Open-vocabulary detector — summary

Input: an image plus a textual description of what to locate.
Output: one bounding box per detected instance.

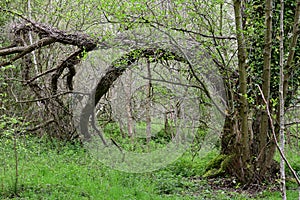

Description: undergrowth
[0,134,299,199]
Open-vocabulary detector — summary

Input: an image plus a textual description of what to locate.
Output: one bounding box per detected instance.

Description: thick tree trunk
[212,0,279,184]
[219,113,279,183]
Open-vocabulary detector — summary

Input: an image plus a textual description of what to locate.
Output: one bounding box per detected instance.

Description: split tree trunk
[218,0,278,184]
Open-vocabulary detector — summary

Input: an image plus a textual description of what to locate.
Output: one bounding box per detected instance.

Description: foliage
[245,0,300,106]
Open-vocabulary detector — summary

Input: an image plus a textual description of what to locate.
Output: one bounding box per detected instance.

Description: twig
[257,84,300,186]
[26,66,60,84]
[289,133,300,140]
[17,91,73,103]
[285,120,300,127]
[26,119,55,132]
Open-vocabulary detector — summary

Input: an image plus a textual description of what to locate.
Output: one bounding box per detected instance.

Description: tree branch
[26,119,55,132]
[17,91,73,103]
[79,47,199,141]
[0,37,56,67]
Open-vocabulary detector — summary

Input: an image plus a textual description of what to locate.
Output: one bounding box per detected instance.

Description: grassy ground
[0,135,299,199]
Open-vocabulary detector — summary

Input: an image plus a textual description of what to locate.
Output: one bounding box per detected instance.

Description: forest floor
[1,136,299,200]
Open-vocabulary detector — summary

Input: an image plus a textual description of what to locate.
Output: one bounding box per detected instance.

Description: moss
[205,154,227,171]
[203,168,224,178]
[203,154,234,178]
[220,155,234,171]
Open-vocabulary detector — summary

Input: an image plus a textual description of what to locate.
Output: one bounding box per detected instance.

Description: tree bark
[124,70,134,139]
[279,0,287,198]
[257,0,273,177]
[233,0,250,182]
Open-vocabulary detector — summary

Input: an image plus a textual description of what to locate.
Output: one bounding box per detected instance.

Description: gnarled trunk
[218,110,279,184]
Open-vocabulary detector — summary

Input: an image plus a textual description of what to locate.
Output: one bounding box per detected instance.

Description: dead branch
[0,37,55,57]
[0,37,56,67]
[51,50,83,94]
[26,119,55,132]
[26,66,60,84]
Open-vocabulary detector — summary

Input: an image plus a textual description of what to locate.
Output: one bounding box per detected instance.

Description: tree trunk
[124,70,134,139]
[230,0,250,183]
[146,60,152,144]
[279,0,287,198]
[214,0,279,184]
[257,0,273,177]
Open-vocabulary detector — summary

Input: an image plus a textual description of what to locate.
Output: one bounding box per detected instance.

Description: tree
[279,0,286,198]
[217,0,300,184]
[1,0,300,185]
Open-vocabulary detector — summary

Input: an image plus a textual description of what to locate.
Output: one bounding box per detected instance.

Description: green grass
[1,137,162,199]
[1,135,299,199]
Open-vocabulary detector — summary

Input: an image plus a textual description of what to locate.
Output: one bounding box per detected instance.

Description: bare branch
[26,66,60,84]
[103,10,236,40]
[0,37,56,67]
[26,119,55,132]
[148,20,236,40]
[51,50,83,94]
[17,91,73,103]
[285,120,300,127]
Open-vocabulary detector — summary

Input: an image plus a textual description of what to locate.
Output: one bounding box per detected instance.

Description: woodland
[1,0,300,199]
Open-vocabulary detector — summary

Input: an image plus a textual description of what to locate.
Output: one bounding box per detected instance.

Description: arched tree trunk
[79,48,194,141]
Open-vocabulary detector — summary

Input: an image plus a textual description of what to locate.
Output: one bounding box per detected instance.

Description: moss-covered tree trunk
[217,0,300,184]
[220,114,279,183]
[216,0,278,184]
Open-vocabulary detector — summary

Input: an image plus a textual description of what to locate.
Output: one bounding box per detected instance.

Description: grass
[0,135,299,199]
